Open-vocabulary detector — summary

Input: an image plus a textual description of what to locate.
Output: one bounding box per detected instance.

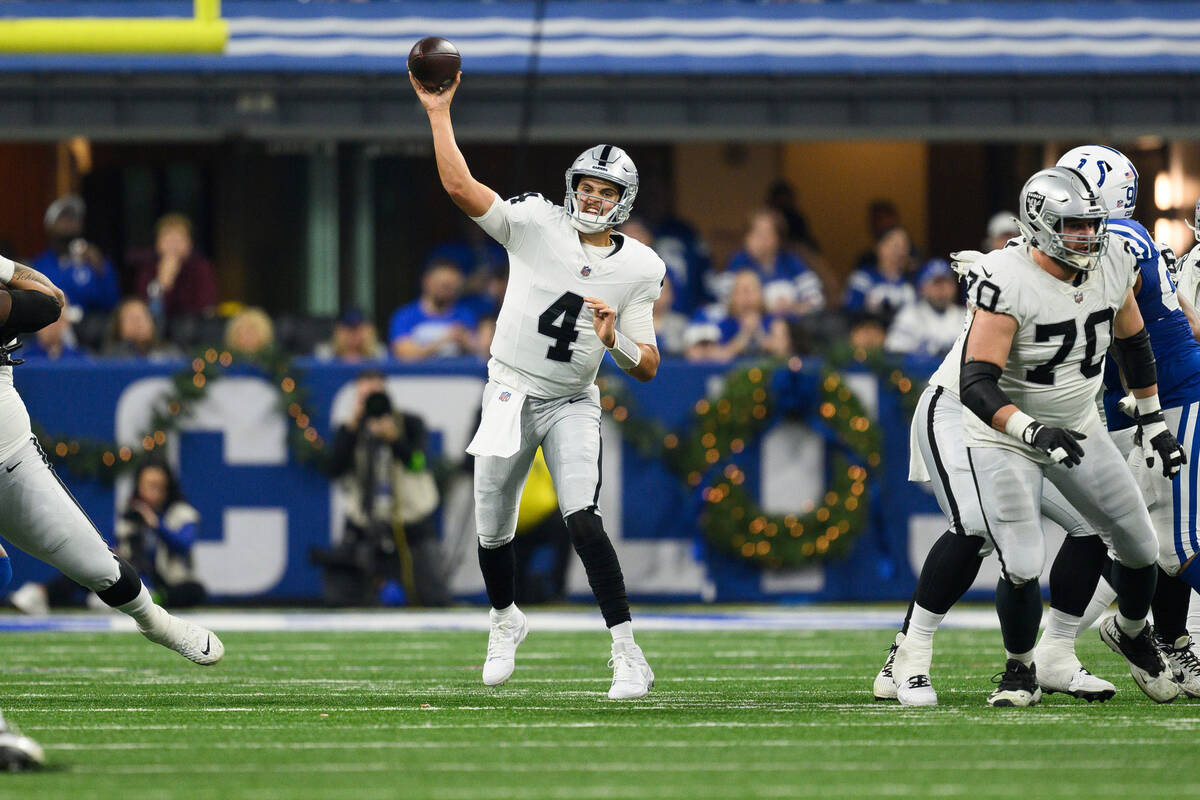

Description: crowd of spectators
[9,185,1002,367]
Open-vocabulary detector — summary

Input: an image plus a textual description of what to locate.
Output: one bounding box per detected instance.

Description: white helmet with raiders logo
[1056,145,1138,219]
[564,145,638,233]
[1018,166,1109,270]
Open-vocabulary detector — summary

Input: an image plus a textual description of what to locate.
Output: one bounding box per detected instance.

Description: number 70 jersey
[961,236,1138,459]
[472,193,665,399]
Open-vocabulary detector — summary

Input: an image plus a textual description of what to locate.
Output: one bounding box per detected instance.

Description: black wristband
[0,288,61,340]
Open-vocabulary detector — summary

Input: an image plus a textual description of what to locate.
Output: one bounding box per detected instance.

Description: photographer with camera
[318,369,451,607]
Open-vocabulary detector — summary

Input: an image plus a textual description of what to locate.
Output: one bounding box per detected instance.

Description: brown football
[408,37,461,93]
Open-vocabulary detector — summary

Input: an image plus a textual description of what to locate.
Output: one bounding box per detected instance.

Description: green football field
[3,623,1199,800]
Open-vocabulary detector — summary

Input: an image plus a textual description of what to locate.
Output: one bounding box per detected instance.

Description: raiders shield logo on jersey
[1025,190,1045,220]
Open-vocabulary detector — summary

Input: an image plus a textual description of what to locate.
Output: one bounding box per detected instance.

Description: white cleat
[608,640,654,700]
[9,582,49,616]
[892,635,938,706]
[1033,641,1115,702]
[141,614,225,666]
[1154,632,1200,698]
[872,631,902,701]
[1099,616,1180,704]
[482,606,527,686]
[0,713,44,772]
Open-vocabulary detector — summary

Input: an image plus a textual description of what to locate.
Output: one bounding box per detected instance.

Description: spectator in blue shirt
[722,209,824,318]
[30,195,120,314]
[649,215,714,315]
[683,269,790,363]
[842,225,918,324]
[389,260,479,361]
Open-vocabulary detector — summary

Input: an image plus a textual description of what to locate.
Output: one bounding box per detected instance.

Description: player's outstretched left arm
[587,296,659,382]
[409,72,496,218]
[1112,289,1187,478]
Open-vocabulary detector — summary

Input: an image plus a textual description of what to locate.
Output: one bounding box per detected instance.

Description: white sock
[1006,649,1035,667]
[610,621,634,644]
[116,585,168,636]
[1116,612,1147,638]
[905,604,944,648]
[1077,578,1118,636]
[1189,592,1200,641]
[1040,608,1082,646]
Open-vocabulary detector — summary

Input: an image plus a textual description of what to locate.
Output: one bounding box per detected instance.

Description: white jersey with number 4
[961,236,1137,460]
[472,193,664,399]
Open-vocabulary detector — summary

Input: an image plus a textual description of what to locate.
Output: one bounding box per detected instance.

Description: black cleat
[987,659,1042,707]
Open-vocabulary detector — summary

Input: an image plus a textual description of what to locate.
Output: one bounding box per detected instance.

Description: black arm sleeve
[1111,328,1157,390]
[959,360,1014,424]
[0,288,62,340]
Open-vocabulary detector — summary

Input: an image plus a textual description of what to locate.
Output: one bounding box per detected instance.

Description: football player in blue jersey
[1053,146,1200,696]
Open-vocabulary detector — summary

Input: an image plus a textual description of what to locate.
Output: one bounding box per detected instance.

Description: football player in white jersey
[960,166,1183,706]
[0,256,224,771]
[411,72,663,699]
[1176,197,1200,314]
[876,308,1118,706]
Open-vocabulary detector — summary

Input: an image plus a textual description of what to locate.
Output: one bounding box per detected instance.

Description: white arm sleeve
[617,293,657,348]
[0,256,14,284]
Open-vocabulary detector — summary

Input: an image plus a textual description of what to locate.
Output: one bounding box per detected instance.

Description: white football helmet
[564,145,638,233]
[1056,145,1138,219]
[1018,166,1109,270]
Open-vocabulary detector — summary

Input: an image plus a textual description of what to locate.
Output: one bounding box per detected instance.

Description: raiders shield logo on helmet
[1025,190,1046,220]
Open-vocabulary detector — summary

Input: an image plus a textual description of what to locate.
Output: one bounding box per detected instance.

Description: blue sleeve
[159,521,197,554]
[842,274,868,311]
[388,305,418,342]
[0,556,10,591]
[91,260,120,312]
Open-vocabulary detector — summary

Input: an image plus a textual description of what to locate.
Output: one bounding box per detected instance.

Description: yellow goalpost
[0,0,227,54]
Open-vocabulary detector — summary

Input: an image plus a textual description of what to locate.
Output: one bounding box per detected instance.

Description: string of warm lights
[34,346,328,481]
[598,350,921,568]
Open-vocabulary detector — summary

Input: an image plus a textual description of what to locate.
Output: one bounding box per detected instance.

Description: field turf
[2,624,1199,799]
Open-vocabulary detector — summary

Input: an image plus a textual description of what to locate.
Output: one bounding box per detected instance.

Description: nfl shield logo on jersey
[580,265,592,277]
[499,391,511,402]
[1074,291,1084,303]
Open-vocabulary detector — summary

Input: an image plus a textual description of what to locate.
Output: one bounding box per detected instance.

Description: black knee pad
[565,509,605,547]
[95,555,143,608]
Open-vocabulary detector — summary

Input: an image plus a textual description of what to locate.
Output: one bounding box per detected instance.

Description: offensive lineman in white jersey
[960,166,1183,706]
[0,256,224,771]
[412,72,662,699]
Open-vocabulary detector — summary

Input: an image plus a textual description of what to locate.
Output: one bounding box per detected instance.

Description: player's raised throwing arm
[960,308,1088,467]
[409,72,496,218]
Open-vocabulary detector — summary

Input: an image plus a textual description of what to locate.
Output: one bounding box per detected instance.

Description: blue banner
[6,357,942,603]
[2,1,1200,74]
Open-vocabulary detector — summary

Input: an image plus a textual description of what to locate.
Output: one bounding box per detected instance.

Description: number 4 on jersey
[539,292,585,362]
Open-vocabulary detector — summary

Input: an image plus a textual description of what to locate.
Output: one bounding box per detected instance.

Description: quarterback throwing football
[411,71,663,699]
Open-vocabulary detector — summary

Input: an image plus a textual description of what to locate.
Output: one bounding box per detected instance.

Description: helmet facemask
[566,174,632,233]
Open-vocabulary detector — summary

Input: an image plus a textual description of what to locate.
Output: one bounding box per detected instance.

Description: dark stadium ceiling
[1,73,1199,143]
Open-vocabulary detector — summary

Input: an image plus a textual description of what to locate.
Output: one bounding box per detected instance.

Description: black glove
[1139,410,1187,478]
[0,340,23,367]
[1020,421,1087,468]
